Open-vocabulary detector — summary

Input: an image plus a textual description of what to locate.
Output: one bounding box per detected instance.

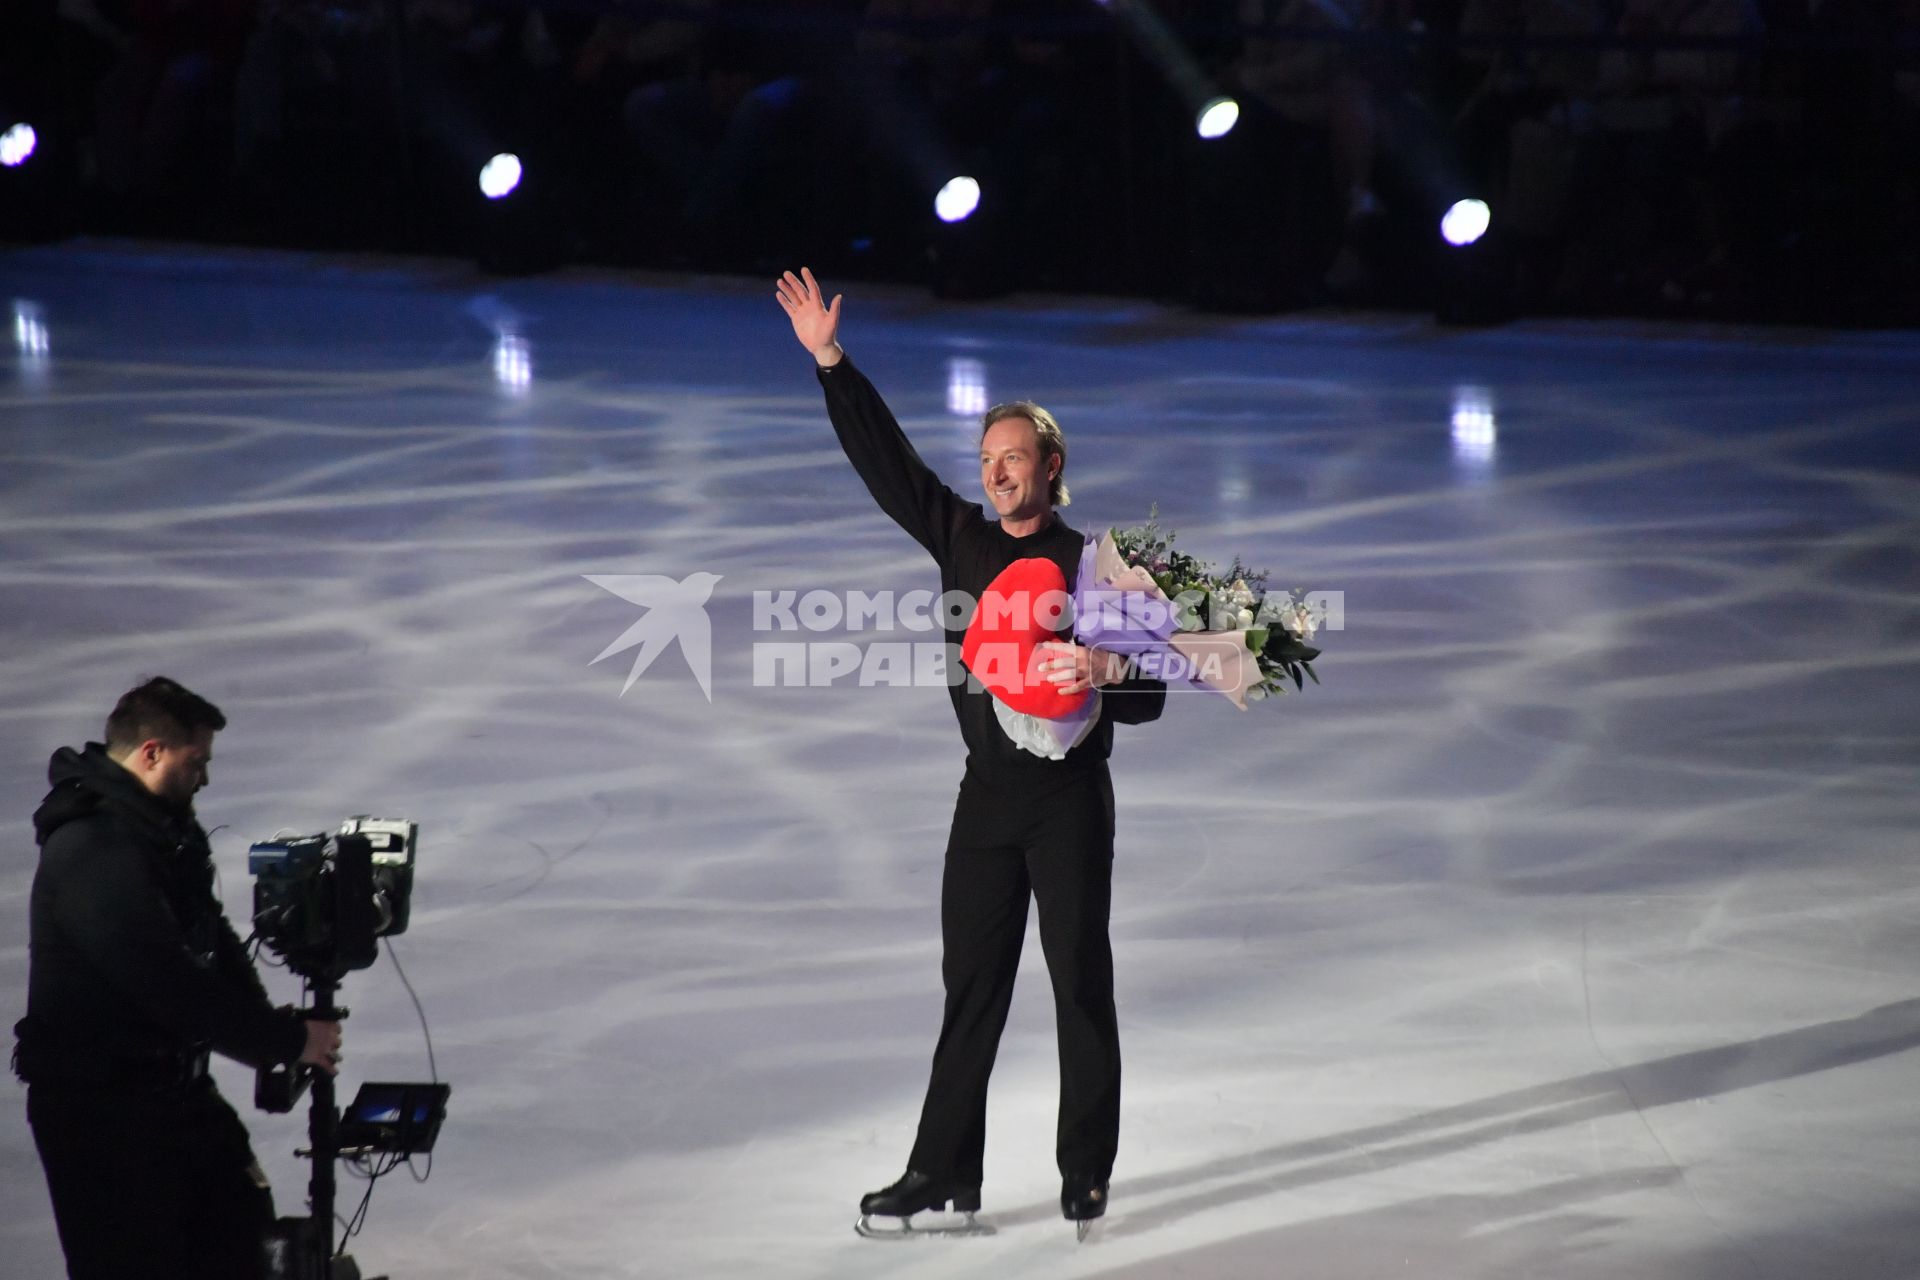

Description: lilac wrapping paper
[1070,534,1261,709]
[1070,536,1179,655]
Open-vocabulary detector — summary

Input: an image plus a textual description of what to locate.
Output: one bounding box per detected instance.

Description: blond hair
[980,401,1070,507]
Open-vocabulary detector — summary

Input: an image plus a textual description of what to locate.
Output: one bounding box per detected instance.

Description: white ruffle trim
[992,690,1102,760]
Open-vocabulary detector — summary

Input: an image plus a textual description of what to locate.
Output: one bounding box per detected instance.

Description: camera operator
[12,676,343,1280]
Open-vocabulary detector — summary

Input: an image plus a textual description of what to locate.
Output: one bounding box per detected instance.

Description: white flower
[1235,607,1255,630]
[1229,578,1257,607]
[1279,600,1317,640]
[1247,684,1269,702]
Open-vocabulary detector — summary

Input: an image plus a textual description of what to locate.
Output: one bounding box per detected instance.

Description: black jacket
[15,743,305,1086]
[818,356,1165,789]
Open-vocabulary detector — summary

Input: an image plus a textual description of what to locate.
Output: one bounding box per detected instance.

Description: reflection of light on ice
[492,334,532,396]
[1451,385,1496,469]
[2,245,1915,1280]
[14,302,50,357]
[946,357,988,417]
[13,300,50,380]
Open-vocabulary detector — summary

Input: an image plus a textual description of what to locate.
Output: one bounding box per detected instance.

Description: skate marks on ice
[1077,999,1920,1243]
[1080,1170,1920,1280]
[1078,1167,1685,1280]
[3,249,1919,1280]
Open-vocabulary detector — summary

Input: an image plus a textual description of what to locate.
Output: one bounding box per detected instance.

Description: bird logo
[585,572,723,701]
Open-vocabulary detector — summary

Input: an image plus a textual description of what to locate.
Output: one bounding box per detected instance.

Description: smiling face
[981,416,1059,530]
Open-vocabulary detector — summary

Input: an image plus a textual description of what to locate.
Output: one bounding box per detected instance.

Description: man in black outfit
[776,267,1165,1231]
[14,676,344,1280]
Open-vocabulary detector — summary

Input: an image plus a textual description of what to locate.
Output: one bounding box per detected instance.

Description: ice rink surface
[1,242,1916,1279]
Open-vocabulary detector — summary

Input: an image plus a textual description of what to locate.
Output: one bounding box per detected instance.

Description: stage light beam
[1099,1,1236,145]
[1441,199,1491,247]
[479,154,523,200]
[1,123,37,168]
[935,176,981,224]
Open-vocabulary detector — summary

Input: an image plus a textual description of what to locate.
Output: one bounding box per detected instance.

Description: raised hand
[775,267,844,367]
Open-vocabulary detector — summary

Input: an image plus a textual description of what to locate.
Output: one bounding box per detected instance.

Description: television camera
[249,817,447,1280]
[250,816,417,981]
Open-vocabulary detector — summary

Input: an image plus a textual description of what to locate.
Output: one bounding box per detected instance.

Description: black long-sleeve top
[17,743,306,1084]
[818,355,1164,790]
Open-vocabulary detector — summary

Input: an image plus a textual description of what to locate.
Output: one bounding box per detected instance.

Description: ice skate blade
[1076,1218,1098,1243]
[855,1210,995,1240]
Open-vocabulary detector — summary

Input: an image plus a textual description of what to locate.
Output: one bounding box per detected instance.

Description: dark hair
[104,677,227,756]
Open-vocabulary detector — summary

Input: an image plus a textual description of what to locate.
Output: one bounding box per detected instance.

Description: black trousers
[908,768,1120,1186]
[27,1078,273,1280]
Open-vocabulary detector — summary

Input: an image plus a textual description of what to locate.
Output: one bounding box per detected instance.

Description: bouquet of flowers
[969,510,1325,758]
[1076,509,1322,707]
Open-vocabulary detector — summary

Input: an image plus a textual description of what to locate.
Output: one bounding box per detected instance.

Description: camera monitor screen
[339,1082,451,1155]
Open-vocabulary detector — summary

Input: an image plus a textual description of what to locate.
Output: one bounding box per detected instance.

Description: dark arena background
[3,3,1919,1279]
[3,1,1918,320]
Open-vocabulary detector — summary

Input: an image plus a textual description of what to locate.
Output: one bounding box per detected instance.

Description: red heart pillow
[961,558,1091,720]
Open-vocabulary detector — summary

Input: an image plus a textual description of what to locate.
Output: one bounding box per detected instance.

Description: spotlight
[1099,2,1238,145]
[0,123,36,169]
[1440,199,1491,248]
[1195,97,1239,140]
[1434,201,1511,325]
[934,176,980,224]
[0,120,72,244]
[475,150,567,274]
[930,176,1007,299]
[478,153,522,201]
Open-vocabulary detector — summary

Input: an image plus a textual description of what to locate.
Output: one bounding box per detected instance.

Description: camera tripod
[265,972,386,1280]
